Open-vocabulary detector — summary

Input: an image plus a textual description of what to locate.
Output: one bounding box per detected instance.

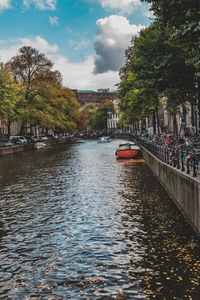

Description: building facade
[73,89,117,107]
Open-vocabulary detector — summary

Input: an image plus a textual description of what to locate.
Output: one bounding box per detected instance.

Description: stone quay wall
[140,146,200,237]
[0,138,72,157]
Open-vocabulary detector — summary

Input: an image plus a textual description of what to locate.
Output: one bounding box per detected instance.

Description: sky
[0,0,152,91]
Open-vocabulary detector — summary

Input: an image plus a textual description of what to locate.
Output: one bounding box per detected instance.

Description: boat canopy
[118,142,140,151]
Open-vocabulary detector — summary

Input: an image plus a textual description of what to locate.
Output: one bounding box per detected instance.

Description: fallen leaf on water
[93,291,100,296]
[178,276,183,281]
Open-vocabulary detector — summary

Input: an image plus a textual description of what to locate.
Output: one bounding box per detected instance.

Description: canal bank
[137,143,200,237]
[0,137,75,157]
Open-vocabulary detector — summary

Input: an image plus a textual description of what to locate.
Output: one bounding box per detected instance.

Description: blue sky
[0,0,152,90]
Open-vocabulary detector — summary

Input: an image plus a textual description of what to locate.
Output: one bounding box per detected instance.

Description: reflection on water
[0,139,200,299]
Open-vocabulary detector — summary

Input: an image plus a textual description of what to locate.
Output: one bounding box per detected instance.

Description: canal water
[0,139,200,299]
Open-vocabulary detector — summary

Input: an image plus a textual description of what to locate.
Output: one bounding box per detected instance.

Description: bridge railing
[132,135,200,178]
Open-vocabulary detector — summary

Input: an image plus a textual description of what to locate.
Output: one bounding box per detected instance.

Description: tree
[26,85,80,134]
[118,73,148,127]
[55,88,80,132]
[8,46,56,134]
[142,0,199,84]
[142,0,200,128]
[1,48,80,135]
[143,0,199,43]
[118,25,164,134]
[118,21,196,134]
[94,100,114,132]
[0,66,24,135]
[80,103,97,132]
[8,46,54,100]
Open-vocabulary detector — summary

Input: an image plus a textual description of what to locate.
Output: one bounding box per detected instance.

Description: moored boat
[34,142,47,150]
[98,136,111,143]
[115,142,140,159]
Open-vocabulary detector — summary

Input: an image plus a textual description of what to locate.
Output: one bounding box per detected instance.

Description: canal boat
[97,136,111,143]
[34,142,47,150]
[115,142,141,159]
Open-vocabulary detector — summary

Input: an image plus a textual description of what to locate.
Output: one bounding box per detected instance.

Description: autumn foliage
[0,46,80,135]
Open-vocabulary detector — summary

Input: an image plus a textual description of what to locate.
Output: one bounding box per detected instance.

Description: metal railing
[132,135,200,178]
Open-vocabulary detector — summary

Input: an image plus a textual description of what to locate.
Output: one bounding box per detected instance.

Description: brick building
[73,89,117,107]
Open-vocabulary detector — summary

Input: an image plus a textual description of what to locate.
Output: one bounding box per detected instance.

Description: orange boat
[115,142,141,159]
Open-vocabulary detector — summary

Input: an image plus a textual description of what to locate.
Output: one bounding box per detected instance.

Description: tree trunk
[173,114,178,137]
[153,110,156,135]
[3,120,11,137]
[197,76,200,133]
[137,120,139,133]
[7,119,11,137]
[156,108,160,135]
[19,121,25,135]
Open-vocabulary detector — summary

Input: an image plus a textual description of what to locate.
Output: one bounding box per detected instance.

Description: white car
[40,136,48,141]
[10,136,27,144]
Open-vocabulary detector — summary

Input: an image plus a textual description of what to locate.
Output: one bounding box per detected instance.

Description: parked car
[24,136,32,143]
[49,134,59,139]
[9,136,27,144]
[0,139,13,147]
[10,137,22,144]
[40,136,48,141]
[31,135,41,142]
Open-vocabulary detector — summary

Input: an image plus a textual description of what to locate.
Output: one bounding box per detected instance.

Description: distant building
[73,89,117,107]
[107,99,120,133]
[97,88,110,93]
[107,112,120,133]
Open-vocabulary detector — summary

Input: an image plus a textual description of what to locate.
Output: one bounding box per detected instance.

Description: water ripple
[0,140,200,299]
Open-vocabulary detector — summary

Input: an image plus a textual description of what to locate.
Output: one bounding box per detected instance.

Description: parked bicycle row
[130,133,200,178]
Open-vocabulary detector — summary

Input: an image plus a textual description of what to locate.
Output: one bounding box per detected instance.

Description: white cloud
[0,36,58,62]
[0,43,22,62]
[68,39,89,51]
[0,36,119,90]
[85,0,141,14]
[19,36,58,52]
[49,16,58,26]
[23,0,57,10]
[100,0,141,14]
[94,15,144,74]
[0,0,11,11]
[144,7,154,19]
[50,54,119,90]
